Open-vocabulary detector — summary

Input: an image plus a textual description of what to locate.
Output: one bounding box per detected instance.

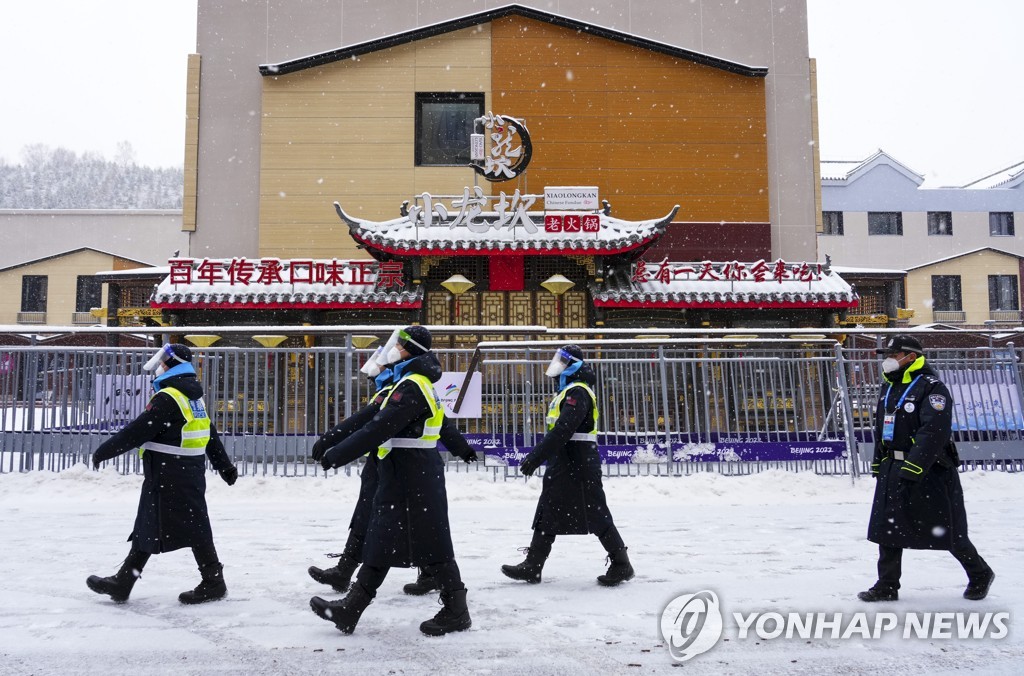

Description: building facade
[818,151,1024,327]
[142,3,851,335]
[189,1,819,263]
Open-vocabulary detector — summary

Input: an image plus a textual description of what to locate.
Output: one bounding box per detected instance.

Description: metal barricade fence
[1,339,1022,477]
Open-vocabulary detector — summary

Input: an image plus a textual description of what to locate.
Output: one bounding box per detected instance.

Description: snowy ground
[0,467,1020,675]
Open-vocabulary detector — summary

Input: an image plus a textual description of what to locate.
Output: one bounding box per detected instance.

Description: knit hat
[399,326,432,356]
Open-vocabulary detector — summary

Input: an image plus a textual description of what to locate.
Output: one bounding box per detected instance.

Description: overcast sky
[1,1,1021,187]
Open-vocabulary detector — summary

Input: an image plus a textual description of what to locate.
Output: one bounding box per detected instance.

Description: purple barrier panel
[673,440,846,462]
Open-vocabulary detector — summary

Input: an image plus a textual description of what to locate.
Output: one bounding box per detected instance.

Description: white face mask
[385,346,404,365]
[881,357,902,374]
[360,347,384,376]
[155,363,168,376]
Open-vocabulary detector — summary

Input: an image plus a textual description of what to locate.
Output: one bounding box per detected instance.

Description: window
[76,275,103,312]
[21,275,48,312]
[927,212,952,236]
[990,212,1015,236]
[931,275,962,312]
[821,211,844,235]
[868,212,903,235]
[415,92,485,166]
[988,275,1020,311]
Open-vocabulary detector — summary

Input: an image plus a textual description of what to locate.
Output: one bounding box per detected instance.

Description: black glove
[519,454,541,476]
[91,452,101,470]
[219,466,239,486]
[459,450,478,464]
[320,450,335,472]
[311,439,326,463]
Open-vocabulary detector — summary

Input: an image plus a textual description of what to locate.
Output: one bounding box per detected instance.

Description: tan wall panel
[261,116,414,145]
[414,67,491,91]
[260,169,415,196]
[261,143,411,170]
[261,195,413,224]
[262,91,413,117]
[264,66,416,93]
[183,53,201,232]
[413,26,490,66]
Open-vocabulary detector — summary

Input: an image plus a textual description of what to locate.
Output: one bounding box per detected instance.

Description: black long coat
[321,352,463,568]
[522,365,616,536]
[315,379,475,537]
[867,359,969,550]
[93,375,234,554]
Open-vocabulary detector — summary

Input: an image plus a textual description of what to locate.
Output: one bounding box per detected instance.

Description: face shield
[545,348,580,378]
[377,329,402,365]
[360,347,384,377]
[143,344,183,372]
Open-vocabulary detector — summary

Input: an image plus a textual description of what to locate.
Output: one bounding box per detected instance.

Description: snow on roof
[337,203,679,255]
[960,160,1024,189]
[905,247,1024,271]
[593,262,857,308]
[95,266,171,277]
[820,150,924,186]
[830,265,907,275]
[820,161,862,181]
[151,260,422,309]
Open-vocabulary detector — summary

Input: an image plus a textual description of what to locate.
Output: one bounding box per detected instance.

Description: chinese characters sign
[167,258,406,289]
[631,259,824,284]
[470,112,533,182]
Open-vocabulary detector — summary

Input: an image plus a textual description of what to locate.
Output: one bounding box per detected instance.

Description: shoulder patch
[928,394,947,411]
[389,391,403,403]
[565,396,577,406]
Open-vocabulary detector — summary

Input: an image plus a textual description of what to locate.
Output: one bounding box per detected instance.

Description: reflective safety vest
[377,373,443,458]
[140,386,211,457]
[370,383,396,458]
[546,381,599,442]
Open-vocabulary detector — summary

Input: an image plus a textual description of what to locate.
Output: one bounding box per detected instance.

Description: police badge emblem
[928,394,947,411]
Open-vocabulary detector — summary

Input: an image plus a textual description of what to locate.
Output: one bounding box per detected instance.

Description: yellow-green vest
[377,373,443,458]
[546,381,599,442]
[140,386,211,457]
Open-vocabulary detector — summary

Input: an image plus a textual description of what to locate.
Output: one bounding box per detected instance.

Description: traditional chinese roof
[150,259,421,310]
[335,202,679,257]
[593,261,858,309]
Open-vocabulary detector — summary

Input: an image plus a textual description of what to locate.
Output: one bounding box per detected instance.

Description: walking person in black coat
[859,335,995,602]
[310,326,473,636]
[307,340,477,596]
[87,343,238,604]
[502,345,634,587]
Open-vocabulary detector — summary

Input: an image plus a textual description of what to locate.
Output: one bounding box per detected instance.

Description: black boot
[420,588,472,636]
[964,570,995,601]
[597,548,635,587]
[86,549,150,603]
[501,532,553,584]
[179,562,227,604]
[403,568,439,596]
[309,553,359,592]
[857,583,899,602]
[310,583,374,634]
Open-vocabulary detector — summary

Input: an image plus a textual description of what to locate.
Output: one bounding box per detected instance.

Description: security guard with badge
[859,335,995,602]
[312,326,472,636]
[502,345,634,587]
[88,343,238,605]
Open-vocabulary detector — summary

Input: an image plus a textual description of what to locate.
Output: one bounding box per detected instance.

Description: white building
[818,151,1024,326]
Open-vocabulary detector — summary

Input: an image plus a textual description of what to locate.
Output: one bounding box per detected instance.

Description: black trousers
[877,541,992,588]
[356,560,464,595]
